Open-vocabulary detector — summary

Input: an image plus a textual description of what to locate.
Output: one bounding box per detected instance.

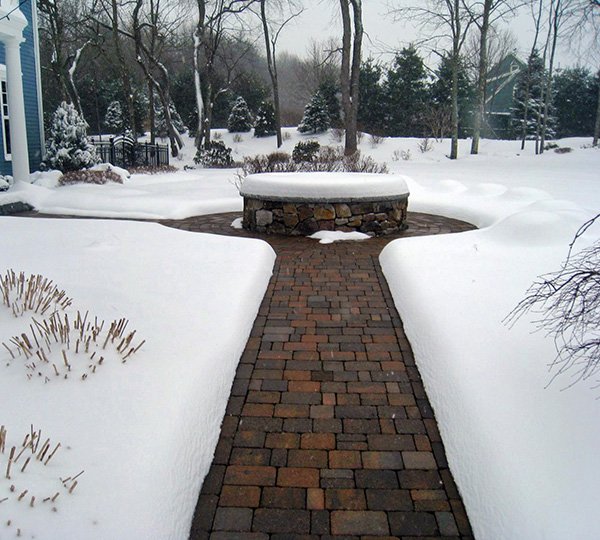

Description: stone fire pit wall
[240,172,410,237]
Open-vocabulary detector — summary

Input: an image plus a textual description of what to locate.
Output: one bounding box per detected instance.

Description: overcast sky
[275,0,594,70]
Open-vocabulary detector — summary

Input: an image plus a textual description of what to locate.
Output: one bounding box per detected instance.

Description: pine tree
[385,46,429,137]
[298,92,330,134]
[430,55,475,137]
[104,100,124,134]
[318,77,341,127]
[358,59,387,135]
[510,51,556,140]
[553,67,597,138]
[254,101,277,137]
[155,101,187,137]
[42,101,100,173]
[227,96,253,133]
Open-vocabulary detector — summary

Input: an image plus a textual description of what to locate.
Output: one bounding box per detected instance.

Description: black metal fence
[90,136,170,169]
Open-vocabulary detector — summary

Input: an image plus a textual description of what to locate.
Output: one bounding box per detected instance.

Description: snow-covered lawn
[1,128,599,539]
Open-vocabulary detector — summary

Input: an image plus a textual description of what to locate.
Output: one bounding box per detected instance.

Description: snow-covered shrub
[232,133,243,143]
[330,128,344,143]
[194,141,234,168]
[370,134,384,147]
[298,92,330,134]
[418,138,434,153]
[342,150,389,173]
[241,152,296,176]
[42,102,100,173]
[292,140,320,163]
[58,169,123,186]
[0,175,11,191]
[254,101,277,137]
[104,100,124,133]
[554,147,573,154]
[228,96,253,133]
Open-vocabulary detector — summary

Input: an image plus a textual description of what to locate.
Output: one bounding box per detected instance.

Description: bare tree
[257,0,303,148]
[388,0,475,159]
[339,0,363,156]
[507,214,600,390]
[131,0,186,155]
[38,0,92,116]
[193,0,258,148]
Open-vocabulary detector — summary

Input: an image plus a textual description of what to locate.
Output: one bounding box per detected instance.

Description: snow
[380,181,599,539]
[0,218,275,539]
[309,230,371,244]
[240,172,409,201]
[1,128,600,539]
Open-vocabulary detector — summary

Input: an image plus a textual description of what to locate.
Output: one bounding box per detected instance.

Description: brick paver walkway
[160,212,476,540]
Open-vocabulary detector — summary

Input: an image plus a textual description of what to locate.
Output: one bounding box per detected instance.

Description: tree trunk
[540,0,561,154]
[594,71,600,147]
[471,0,492,155]
[148,79,155,144]
[111,0,137,138]
[260,0,282,148]
[449,0,461,160]
[340,0,362,156]
[194,9,206,148]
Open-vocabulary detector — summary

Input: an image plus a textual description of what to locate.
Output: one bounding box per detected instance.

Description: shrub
[42,102,100,173]
[298,92,330,134]
[232,133,243,143]
[554,147,572,154]
[370,134,384,147]
[127,165,178,175]
[254,101,277,137]
[418,138,434,153]
[58,169,124,186]
[330,128,344,143]
[228,96,253,133]
[194,141,234,168]
[240,152,297,177]
[292,140,320,163]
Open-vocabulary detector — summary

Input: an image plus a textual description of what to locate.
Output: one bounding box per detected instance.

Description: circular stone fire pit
[240,172,410,236]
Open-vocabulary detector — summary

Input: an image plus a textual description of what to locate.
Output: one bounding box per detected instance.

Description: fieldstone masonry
[243,196,409,236]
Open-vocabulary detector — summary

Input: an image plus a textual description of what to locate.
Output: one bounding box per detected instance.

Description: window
[0,67,10,161]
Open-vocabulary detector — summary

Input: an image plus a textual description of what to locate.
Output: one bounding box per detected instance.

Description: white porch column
[4,36,29,182]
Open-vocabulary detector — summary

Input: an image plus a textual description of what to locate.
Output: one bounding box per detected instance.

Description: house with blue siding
[0,0,44,182]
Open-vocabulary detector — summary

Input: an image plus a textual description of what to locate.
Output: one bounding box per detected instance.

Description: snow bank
[380,181,599,540]
[309,230,371,244]
[0,217,275,539]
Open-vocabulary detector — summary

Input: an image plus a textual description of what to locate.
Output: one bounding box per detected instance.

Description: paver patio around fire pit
[240,172,410,237]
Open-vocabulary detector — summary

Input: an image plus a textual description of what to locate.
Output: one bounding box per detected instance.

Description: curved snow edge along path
[0,217,276,540]
[380,179,599,540]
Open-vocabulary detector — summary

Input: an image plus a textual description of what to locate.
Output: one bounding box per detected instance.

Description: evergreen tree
[430,55,475,137]
[318,77,341,127]
[228,96,253,132]
[298,91,330,134]
[42,102,100,172]
[553,67,597,138]
[358,59,387,135]
[254,101,277,137]
[385,46,429,137]
[155,101,187,137]
[510,51,556,140]
[104,100,124,134]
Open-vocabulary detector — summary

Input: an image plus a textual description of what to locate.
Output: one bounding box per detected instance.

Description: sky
[276,0,596,70]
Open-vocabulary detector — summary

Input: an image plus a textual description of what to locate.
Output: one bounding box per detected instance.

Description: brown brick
[310,405,334,419]
[224,465,276,486]
[325,488,367,510]
[366,489,413,511]
[261,487,305,508]
[265,433,300,449]
[330,510,390,535]
[402,451,437,469]
[252,508,311,534]
[388,511,438,536]
[329,450,361,469]
[288,449,328,468]
[234,431,267,448]
[277,467,320,488]
[307,488,325,510]
[230,448,271,466]
[322,393,336,406]
[362,451,403,469]
[301,433,336,450]
[219,485,261,507]
[274,404,309,418]
[288,380,320,392]
[398,470,443,490]
[247,391,281,404]
[283,370,311,381]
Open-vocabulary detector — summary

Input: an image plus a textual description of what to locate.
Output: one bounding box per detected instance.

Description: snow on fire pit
[240,172,410,236]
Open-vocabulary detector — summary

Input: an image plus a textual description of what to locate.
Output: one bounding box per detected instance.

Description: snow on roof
[240,172,410,202]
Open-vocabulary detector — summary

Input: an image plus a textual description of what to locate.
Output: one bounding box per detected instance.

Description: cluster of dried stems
[1,270,145,383]
[0,270,72,318]
[507,215,600,389]
[0,424,84,526]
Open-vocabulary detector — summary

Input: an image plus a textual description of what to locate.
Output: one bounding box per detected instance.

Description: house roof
[486,54,526,114]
